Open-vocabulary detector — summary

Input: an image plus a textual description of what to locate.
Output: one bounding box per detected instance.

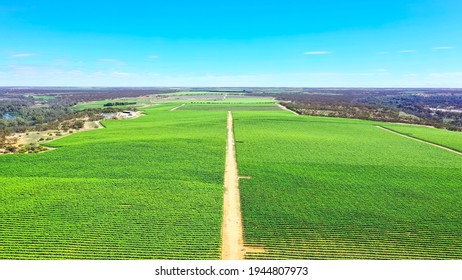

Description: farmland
[233,110,462,259]
[1,94,461,259]
[0,103,226,259]
[72,97,154,110]
[162,91,245,96]
[380,124,462,152]
[182,97,277,111]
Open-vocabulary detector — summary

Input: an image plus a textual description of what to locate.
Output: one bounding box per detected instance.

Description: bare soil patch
[244,245,267,253]
[277,103,299,115]
[2,120,104,154]
[2,111,141,154]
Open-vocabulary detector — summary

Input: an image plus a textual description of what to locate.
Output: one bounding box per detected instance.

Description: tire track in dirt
[221,111,245,260]
[376,125,462,155]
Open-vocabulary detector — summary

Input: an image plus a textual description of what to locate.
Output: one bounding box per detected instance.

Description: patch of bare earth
[3,120,104,153]
[2,111,142,154]
[277,103,299,115]
[376,126,462,155]
[83,120,104,130]
[244,245,266,254]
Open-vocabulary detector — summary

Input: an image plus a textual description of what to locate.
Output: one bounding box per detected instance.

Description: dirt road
[221,111,245,260]
[170,103,186,111]
[277,103,299,115]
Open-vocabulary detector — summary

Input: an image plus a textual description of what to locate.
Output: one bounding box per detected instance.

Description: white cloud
[399,50,416,53]
[375,69,388,72]
[8,65,36,72]
[67,70,84,75]
[304,51,331,55]
[112,72,133,77]
[403,73,420,78]
[423,72,462,86]
[12,53,34,57]
[148,55,159,59]
[428,72,462,78]
[432,46,455,50]
[91,72,106,77]
[97,58,125,65]
[52,58,69,65]
[375,69,390,76]
[2,67,462,87]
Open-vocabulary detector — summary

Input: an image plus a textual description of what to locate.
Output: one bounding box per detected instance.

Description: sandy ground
[85,120,104,129]
[9,120,104,148]
[3,111,141,153]
[124,111,144,119]
[221,111,245,260]
[170,104,186,111]
[277,103,299,115]
[376,126,462,155]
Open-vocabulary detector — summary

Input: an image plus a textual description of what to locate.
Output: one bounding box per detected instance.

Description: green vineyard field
[1,97,461,259]
[381,124,462,152]
[0,104,226,259]
[233,110,462,259]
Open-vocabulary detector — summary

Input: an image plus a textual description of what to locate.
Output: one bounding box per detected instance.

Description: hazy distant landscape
[2,87,462,152]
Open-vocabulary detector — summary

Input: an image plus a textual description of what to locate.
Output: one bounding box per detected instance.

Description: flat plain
[381,124,462,152]
[1,96,461,259]
[234,110,462,259]
[0,103,226,259]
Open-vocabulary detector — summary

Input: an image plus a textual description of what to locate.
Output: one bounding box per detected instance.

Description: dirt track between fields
[376,125,462,156]
[170,103,186,111]
[221,111,245,260]
[277,103,299,115]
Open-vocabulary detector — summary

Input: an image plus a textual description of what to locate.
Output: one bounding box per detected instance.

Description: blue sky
[1,0,461,87]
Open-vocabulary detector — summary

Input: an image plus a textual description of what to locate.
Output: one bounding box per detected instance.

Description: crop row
[380,124,462,152]
[234,110,462,259]
[0,107,227,259]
